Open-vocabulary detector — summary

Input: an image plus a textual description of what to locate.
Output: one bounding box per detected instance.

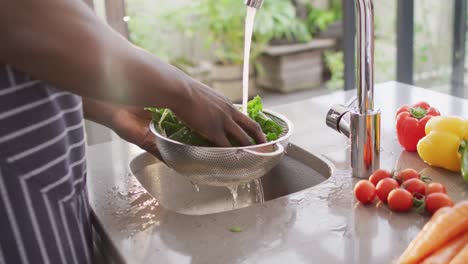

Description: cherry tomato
[354,180,376,205]
[387,189,413,212]
[427,183,447,195]
[394,168,420,183]
[376,178,399,203]
[369,169,392,186]
[425,193,454,214]
[402,178,427,196]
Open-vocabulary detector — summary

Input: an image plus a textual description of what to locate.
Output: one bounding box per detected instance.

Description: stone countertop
[87,82,468,264]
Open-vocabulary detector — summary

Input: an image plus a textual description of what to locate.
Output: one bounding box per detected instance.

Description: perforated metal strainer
[149,109,293,187]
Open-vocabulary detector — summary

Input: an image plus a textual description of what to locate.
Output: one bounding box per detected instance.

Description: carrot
[449,243,468,264]
[397,201,468,264]
[397,207,451,264]
[421,231,468,264]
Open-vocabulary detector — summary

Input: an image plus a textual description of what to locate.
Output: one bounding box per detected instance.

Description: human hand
[171,80,267,147]
[83,98,161,159]
[109,106,162,159]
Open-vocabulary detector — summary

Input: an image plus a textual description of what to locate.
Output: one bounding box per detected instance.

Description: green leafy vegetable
[266,132,279,141]
[147,96,283,146]
[145,107,211,146]
[248,96,283,141]
[247,95,263,119]
[229,227,242,233]
[144,107,163,121]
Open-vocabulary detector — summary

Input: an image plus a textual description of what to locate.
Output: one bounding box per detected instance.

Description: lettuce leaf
[247,95,263,119]
[247,96,283,141]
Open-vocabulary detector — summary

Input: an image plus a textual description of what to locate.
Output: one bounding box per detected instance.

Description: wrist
[126,48,196,111]
[82,97,117,128]
[164,69,196,113]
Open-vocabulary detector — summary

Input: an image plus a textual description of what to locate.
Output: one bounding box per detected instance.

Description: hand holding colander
[149,109,293,187]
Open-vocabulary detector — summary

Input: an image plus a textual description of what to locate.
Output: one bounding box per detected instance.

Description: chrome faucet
[244,0,263,9]
[326,0,381,178]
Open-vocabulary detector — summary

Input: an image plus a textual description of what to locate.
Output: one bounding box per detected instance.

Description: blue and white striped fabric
[0,64,91,264]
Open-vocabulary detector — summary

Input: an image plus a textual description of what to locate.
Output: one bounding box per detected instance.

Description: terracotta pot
[257,38,336,93]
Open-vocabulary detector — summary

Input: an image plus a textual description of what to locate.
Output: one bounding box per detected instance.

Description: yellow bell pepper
[417,116,468,181]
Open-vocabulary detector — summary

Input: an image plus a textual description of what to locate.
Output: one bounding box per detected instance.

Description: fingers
[210,132,232,147]
[140,129,164,160]
[124,105,153,119]
[232,111,267,144]
[224,121,253,146]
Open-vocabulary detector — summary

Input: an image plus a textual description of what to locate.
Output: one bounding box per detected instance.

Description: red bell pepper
[396,102,440,152]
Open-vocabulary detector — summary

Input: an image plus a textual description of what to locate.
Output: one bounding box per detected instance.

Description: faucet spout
[244,0,263,9]
[356,0,375,114]
[325,0,381,179]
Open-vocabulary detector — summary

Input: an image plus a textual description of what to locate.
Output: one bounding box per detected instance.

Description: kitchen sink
[129,144,333,215]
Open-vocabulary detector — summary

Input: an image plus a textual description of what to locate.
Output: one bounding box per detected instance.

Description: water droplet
[118,191,128,197]
[111,186,119,191]
[188,181,200,192]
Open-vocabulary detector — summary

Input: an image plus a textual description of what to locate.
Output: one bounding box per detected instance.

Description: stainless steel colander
[149,109,293,187]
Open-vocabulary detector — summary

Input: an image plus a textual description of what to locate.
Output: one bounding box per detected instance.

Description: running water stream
[226,180,264,209]
[225,6,264,208]
[253,179,265,203]
[241,6,257,115]
[226,184,239,208]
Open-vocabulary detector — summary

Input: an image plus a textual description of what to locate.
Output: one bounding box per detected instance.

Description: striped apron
[0,65,91,264]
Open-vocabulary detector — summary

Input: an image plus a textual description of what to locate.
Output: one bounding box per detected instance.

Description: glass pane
[125,0,349,104]
[413,0,454,94]
[374,0,397,83]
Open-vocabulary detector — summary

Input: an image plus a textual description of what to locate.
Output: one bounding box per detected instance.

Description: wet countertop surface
[87,82,468,264]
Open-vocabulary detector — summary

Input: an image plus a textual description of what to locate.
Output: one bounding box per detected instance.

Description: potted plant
[165,0,268,102]
[308,0,343,46]
[126,3,172,62]
[255,0,337,93]
[323,51,344,90]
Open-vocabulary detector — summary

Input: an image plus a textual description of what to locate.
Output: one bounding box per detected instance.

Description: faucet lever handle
[326,104,351,138]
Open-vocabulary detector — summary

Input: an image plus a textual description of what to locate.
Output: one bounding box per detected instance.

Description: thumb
[139,130,164,161]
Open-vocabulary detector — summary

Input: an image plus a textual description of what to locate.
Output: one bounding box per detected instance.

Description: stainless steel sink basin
[129,144,333,215]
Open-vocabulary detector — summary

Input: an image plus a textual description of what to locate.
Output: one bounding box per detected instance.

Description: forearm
[0,0,190,110]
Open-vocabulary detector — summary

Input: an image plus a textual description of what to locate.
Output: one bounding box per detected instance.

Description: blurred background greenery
[96,0,466,100]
